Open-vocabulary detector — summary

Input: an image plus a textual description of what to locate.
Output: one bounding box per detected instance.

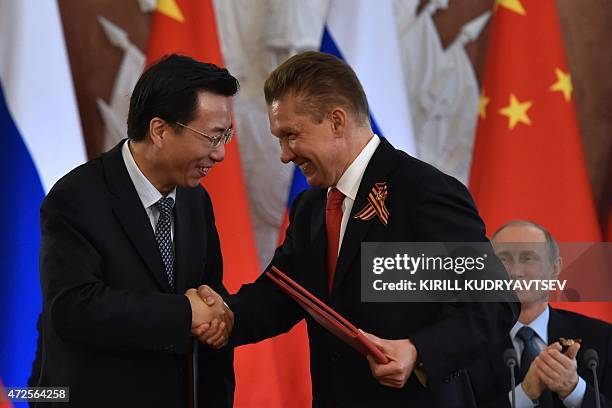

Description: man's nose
[210,143,226,162]
[279,140,295,164]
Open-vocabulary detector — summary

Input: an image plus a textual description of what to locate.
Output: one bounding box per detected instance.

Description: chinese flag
[469,0,611,321]
[147,0,309,406]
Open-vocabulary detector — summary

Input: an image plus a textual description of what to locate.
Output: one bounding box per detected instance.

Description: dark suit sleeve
[406,174,519,385]
[196,188,235,407]
[225,192,307,346]
[27,314,43,388]
[197,187,228,298]
[40,190,193,355]
[584,384,612,408]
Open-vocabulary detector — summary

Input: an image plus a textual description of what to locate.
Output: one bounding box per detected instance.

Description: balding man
[469,220,612,408]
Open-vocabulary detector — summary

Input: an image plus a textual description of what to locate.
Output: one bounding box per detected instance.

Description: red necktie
[326,188,345,293]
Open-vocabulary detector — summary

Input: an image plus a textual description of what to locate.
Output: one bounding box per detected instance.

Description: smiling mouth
[298,162,311,174]
[197,166,211,176]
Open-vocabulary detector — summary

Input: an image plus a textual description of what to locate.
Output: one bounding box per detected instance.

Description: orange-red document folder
[265,266,389,364]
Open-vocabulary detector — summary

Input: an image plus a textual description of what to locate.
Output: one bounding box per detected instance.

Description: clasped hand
[185,286,234,349]
[522,341,580,400]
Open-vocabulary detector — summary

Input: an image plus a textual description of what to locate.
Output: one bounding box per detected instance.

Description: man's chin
[517,292,547,304]
[303,173,330,188]
[305,177,324,188]
[185,177,202,188]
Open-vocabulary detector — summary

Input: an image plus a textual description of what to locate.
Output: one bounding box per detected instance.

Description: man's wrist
[558,375,578,399]
[521,380,541,401]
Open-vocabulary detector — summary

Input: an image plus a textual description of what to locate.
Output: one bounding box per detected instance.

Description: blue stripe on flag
[320,26,384,138]
[287,166,310,207]
[0,82,44,387]
[285,24,389,208]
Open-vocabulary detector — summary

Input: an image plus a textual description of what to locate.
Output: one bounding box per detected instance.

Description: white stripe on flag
[325,0,416,155]
[0,0,86,193]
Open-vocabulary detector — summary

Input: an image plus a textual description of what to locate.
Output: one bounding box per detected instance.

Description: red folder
[265,266,389,364]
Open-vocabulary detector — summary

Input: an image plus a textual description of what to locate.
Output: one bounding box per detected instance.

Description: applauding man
[469,220,612,407]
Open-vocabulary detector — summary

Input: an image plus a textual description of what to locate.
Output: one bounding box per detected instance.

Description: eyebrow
[275,126,299,137]
[210,123,233,133]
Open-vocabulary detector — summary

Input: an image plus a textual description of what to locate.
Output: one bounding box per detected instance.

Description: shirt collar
[510,305,549,344]
[331,134,381,200]
[121,140,176,209]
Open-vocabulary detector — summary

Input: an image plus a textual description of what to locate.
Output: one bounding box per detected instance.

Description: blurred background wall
[57,0,611,256]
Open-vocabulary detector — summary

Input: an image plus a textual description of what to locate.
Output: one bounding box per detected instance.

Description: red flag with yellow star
[469,0,610,320]
[147,1,310,407]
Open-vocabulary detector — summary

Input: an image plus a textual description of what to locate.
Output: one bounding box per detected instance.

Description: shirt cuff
[508,383,536,408]
[562,376,585,408]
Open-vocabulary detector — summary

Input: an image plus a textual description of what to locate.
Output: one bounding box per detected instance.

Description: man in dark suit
[468,220,612,407]
[36,54,235,407]
[196,51,518,407]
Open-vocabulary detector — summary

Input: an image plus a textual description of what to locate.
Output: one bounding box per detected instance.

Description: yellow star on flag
[549,68,573,102]
[499,94,533,130]
[479,91,490,119]
[156,0,185,22]
[495,0,526,15]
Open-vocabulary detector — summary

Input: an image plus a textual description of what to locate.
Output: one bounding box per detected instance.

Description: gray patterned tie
[154,197,175,290]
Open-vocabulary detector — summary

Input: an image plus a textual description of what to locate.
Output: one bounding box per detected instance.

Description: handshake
[185,286,233,349]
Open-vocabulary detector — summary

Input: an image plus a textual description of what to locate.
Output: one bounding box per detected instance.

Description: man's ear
[551,256,562,279]
[329,107,348,135]
[149,117,168,147]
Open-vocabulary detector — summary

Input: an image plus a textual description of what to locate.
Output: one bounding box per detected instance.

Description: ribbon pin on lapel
[353,182,390,226]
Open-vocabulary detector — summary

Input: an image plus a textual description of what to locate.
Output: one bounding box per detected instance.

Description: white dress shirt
[327,134,381,255]
[121,140,177,239]
[509,306,586,408]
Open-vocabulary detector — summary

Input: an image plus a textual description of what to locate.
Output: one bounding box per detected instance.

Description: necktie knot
[517,326,536,343]
[326,188,345,210]
[155,197,174,217]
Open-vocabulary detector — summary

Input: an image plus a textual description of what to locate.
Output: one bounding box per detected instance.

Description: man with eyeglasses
[174,121,234,150]
[34,54,236,407]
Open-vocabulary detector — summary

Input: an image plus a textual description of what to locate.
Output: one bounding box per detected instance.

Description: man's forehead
[493,225,547,244]
[268,98,307,134]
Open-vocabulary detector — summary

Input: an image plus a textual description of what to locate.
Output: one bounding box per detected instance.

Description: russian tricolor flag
[285,0,415,210]
[0,0,86,390]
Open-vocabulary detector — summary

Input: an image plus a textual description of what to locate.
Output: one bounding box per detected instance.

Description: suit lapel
[547,307,562,346]
[310,190,329,298]
[547,307,584,372]
[104,140,171,292]
[174,187,206,294]
[331,138,399,293]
